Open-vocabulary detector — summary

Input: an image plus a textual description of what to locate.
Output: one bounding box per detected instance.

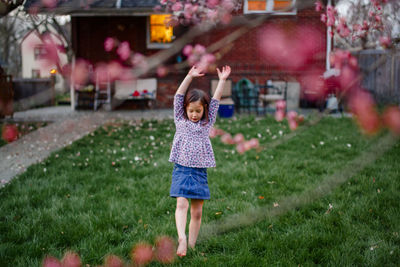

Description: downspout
[326,0,332,71]
[70,56,75,110]
[116,0,122,9]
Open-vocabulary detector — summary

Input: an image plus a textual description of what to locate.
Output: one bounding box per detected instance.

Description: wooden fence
[353,49,400,105]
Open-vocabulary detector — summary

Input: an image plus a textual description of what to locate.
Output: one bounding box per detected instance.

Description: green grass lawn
[0,116,399,266]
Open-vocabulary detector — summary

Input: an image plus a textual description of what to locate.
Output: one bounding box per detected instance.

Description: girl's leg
[188,199,204,249]
[175,197,189,256]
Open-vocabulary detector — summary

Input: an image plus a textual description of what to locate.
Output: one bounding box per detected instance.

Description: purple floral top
[169,94,220,168]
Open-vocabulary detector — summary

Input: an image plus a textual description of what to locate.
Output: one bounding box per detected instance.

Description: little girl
[169,65,231,257]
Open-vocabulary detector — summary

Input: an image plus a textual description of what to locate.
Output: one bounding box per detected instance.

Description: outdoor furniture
[257,80,287,113]
[233,78,260,114]
[114,78,157,109]
[94,72,112,111]
[210,79,234,118]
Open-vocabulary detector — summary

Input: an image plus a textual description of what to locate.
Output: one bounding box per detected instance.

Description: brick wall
[156,7,327,108]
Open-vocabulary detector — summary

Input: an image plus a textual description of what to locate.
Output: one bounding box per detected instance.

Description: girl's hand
[217,65,231,81]
[188,65,205,78]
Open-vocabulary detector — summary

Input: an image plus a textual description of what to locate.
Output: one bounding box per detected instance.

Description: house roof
[24,0,160,15]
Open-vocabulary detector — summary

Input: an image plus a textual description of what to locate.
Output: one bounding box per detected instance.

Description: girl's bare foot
[176,237,187,257]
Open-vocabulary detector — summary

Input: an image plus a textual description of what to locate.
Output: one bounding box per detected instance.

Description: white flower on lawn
[129,160,133,164]
[272,135,277,140]
[154,162,158,167]
[311,144,316,149]
[121,148,125,152]
[347,143,352,148]
[134,156,140,161]
[257,133,262,138]
[150,136,155,140]
[44,168,47,172]
[320,141,324,145]
[279,130,283,136]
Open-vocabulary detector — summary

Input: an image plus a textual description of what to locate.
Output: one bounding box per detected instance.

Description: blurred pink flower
[288,120,298,131]
[104,254,124,267]
[222,0,235,11]
[117,41,131,61]
[379,36,391,48]
[155,236,175,264]
[41,34,61,67]
[233,133,245,144]
[107,61,124,81]
[315,0,324,12]
[349,90,381,135]
[172,2,183,11]
[299,71,328,101]
[183,45,193,56]
[132,243,153,266]
[209,127,218,138]
[104,37,115,52]
[41,0,57,8]
[61,251,81,267]
[157,66,169,77]
[71,59,90,86]
[382,106,400,135]
[275,110,285,122]
[194,44,206,55]
[221,133,235,144]
[207,0,219,9]
[275,100,286,110]
[42,256,62,267]
[236,142,246,154]
[248,138,260,149]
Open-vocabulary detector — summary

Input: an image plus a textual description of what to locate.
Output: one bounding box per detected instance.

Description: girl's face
[186,100,204,123]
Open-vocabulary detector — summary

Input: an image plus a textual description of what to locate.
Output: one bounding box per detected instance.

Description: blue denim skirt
[170,164,210,200]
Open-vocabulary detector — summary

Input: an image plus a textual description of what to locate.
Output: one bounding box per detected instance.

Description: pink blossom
[338,65,359,94]
[41,34,61,67]
[61,251,81,267]
[275,110,285,122]
[104,37,115,52]
[71,59,90,86]
[221,0,235,11]
[132,243,153,266]
[207,9,219,21]
[233,133,245,144]
[207,0,219,9]
[155,236,175,264]
[183,45,193,56]
[275,100,286,110]
[348,90,381,135]
[220,13,233,24]
[157,66,168,77]
[104,255,124,267]
[287,111,298,121]
[379,36,391,48]
[41,0,57,8]
[288,120,298,131]
[193,44,206,55]
[248,138,260,149]
[236,142,246,154]
[107,61,124,81]
[221,133,235,144]
[382,106,400,135]
[160,0,168,5]
[209,127,218,138]
[42,256,62,267]
[315,0,324,12]
[131,53,148,71]
[299,71,328,101]
[171,2,183,11]
[320,13,327,23]
[117,41,131,61]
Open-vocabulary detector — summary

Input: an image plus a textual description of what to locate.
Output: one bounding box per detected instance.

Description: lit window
[244,0,296,14]
[147,14,174,49]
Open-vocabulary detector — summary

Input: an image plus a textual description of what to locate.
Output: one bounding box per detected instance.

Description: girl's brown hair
[183,89,210,123]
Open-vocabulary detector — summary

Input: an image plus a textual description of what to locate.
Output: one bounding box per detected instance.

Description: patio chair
[232,78,259,114]
[258,80,287,113]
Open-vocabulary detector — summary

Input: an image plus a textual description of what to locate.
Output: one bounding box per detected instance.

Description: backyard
[0,115,399,266]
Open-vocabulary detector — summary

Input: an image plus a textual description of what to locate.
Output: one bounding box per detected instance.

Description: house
[20,23,68,92]
[23,0,332,110]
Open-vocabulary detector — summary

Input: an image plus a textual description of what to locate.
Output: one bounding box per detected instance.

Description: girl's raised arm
[212,66,231,101]
[176,66,205,95]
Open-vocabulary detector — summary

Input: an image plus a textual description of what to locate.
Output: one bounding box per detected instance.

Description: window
[32,69,41,78]
[147,14,175,49]
[34,45,47,60]
[244,0,296,14]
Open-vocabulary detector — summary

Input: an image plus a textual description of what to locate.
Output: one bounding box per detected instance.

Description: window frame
[243,0,297,15]
[146,14,175,49]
